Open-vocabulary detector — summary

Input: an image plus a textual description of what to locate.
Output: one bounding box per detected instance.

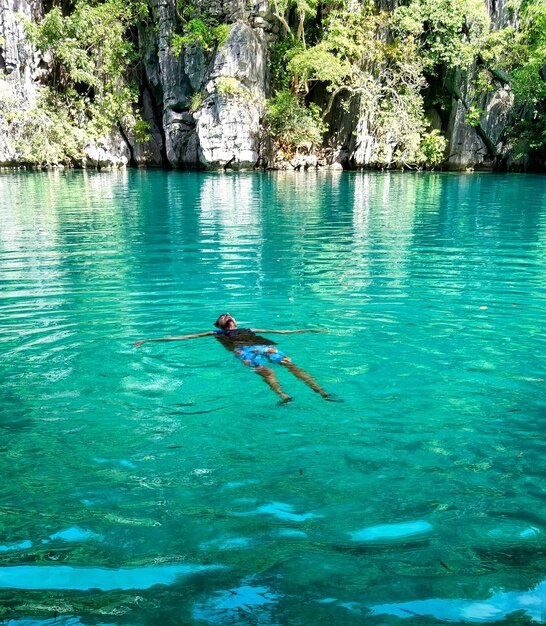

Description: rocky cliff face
[0,0,273,169]
[327,0,521,171]
[0,0,42,164]
[0,0,530,170]
[444,68,514,170]
[139,0,272,170]
[443,0,517,170]
[0,0,133,167]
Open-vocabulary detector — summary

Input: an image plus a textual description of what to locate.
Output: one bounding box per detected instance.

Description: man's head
[214,313,237,330]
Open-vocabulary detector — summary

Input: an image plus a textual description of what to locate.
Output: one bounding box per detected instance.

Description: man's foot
[278,395,293,405]
[322,393,344,403]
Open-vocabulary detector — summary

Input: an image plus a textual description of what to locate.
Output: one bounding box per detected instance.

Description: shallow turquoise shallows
[1,170,545,625]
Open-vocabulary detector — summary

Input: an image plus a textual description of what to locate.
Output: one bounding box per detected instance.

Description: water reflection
[197,173,265,298]
[193,582,278,625]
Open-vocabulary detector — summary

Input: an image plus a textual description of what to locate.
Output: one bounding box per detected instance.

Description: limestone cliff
[0,0,537,170]
[443,67,514,171]
[0,0,42,165]
[442,0,518,170]
[326,0,523,171]
[0,0,132,167]
[139,0,272,170]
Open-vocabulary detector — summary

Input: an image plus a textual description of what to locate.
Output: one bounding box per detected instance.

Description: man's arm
[251,329,327,335]
[134,331,214,347]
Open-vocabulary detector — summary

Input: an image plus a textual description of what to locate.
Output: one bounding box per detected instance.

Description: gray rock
[0,0,42,82]
[290,154,318,169]
[184,45,208,92]
[0,0,532,171]
[195,89,261,169]
[328,95,390,168]
[82,133,132,169]
[193,22,266,169]
[0,0,43,163]
[164,109,200,167]
[211,22,266,93]
[124,89,164,167]
[0,0,145,168]
[146,15,268,169]
[444,0,517,169]
[445,70,514,171]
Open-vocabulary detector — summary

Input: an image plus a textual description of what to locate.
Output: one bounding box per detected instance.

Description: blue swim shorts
[234,345,291,368]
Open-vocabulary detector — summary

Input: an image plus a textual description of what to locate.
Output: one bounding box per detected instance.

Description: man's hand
[134,340,146,348]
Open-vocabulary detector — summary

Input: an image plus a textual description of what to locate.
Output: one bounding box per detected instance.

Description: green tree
[265,90,327,157]
[283,4,437,165]
[23,0,147,164]
[471,0,546,159]
[270,0,324,45]
[172,0,231,56]
[392,0,489,71]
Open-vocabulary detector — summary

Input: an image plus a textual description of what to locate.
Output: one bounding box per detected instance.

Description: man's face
[218,313,237,330]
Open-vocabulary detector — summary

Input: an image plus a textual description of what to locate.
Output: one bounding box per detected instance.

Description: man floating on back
[135,313,340,404]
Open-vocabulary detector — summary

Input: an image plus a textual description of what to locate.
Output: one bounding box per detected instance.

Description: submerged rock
[349,520,433,542]
[0,563,225,591]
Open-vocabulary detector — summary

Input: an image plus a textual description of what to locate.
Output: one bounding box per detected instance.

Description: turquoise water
[0,169,545,624]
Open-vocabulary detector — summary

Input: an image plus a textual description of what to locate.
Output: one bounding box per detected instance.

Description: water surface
[0,170,545,624]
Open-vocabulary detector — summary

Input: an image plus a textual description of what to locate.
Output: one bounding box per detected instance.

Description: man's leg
[281,360,331,399]
[255,366,292,403]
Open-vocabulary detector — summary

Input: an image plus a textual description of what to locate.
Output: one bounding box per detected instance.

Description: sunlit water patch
[0,170,545,624]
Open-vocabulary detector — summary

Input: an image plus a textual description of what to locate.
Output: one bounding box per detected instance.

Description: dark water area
[0,170,545,624]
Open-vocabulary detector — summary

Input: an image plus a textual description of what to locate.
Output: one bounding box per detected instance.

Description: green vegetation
[172,1,231,55]
[417,130,449,167]
[189,91,204,113]
[269,37,299,91]
[485,0,546,160]
[392,0,489,70]
[0,88,83,165]
[215,77,250,99]
[465,105,485,127]
[17,0,148,165]
[133,120,152,143]
[267,2,437,165]
[266,0,546,167]
[3,0,546,168]
[265,90,327,156]
[172,20,230,55]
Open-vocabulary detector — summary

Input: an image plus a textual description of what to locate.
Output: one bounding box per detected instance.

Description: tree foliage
[504,1,546,156]
[172,0,231,55]
[0,86,83,165]
[9,0,546,167]
[468,0,546,158]
[21,0,147,164]
[272,3,436,166]
[267,0,546,167]
[392,0,489,70]
[265,90,327,156]
[172,19,230,55]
